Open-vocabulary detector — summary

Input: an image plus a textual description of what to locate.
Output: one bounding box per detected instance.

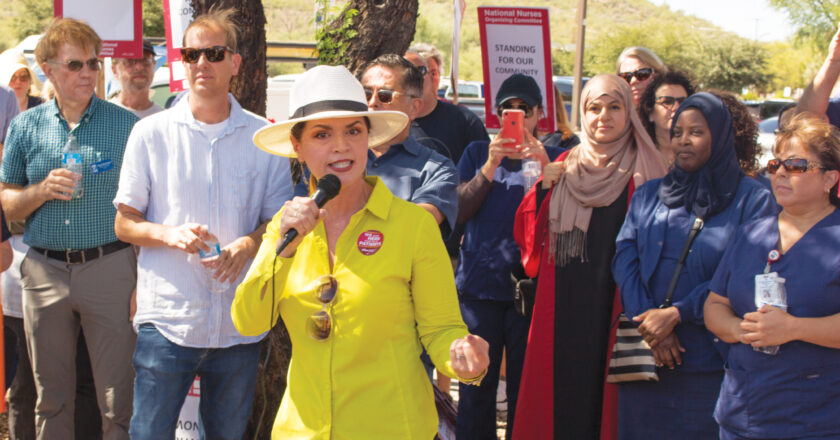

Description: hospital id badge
[754,272,787,311]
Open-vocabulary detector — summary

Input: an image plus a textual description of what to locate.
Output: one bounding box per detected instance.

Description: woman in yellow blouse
[231,65,490,439]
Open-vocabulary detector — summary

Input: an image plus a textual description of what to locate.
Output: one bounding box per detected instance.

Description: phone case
[500,109,525,149]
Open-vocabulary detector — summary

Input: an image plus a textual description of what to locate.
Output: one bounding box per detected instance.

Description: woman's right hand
[277,197,325,258]
[541,161,566,189]
[480,136,518,180]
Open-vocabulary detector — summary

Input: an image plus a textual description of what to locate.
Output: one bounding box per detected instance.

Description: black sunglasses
[416,65,429,76]
[307,275,338,340]
[180,46,231,64]
[619,67,654,83]
[49,58,102,72]
[498,102,534,118]
[655,95,686,108]
[363,87,416,104]
[766,158,825,174]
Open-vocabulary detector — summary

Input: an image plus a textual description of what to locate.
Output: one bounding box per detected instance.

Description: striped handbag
[607,217,704,384]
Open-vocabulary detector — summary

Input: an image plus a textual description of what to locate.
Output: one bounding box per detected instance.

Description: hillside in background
[0,0,820,94]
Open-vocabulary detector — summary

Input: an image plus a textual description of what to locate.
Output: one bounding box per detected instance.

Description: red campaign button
[357,230,384,256]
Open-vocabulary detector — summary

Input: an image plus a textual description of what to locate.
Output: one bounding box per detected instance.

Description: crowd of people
[0,7,839,440]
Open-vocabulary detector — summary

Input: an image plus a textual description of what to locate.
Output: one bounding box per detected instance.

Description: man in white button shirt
[113,9,292,439]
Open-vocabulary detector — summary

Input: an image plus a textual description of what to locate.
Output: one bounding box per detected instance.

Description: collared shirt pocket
[224,170,258,210]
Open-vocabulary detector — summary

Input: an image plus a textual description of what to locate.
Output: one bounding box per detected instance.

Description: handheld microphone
[275,174,341,255]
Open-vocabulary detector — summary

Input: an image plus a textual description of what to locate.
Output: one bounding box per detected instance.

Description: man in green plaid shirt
[0,18,138,440]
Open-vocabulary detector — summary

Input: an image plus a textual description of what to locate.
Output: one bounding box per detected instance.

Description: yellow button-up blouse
[232,176,468,439]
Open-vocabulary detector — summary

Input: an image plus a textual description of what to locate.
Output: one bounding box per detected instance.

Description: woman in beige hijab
[512,74,666,440]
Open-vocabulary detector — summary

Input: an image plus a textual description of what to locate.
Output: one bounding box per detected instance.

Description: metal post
[571,0,587,130]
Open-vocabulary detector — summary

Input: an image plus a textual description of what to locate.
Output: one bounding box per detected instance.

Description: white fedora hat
[253,65,408,157]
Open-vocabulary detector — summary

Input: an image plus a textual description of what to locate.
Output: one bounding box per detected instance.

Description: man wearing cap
[110,40,162,119]
[359,54,458,233]
[112,9,291,439]
[0,18,139,439]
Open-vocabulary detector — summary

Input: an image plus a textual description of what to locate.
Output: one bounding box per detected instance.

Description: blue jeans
[129,324,261,440]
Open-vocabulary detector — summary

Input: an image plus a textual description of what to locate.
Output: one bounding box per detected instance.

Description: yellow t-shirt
[232,176,468,439]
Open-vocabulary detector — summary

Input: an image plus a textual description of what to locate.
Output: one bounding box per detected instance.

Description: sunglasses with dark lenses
[655,95,687,108]
[498,103,534,118]
[766,158,824,174]
[307,275,338,340]
[180,46,231,64]
[363,88,415,104]
[120,57,155,68]
[49,58,102,72]
[416,65,429,76]
[619,67,654,83]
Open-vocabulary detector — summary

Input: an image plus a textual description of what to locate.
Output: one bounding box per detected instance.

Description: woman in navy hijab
[612,93,776,438]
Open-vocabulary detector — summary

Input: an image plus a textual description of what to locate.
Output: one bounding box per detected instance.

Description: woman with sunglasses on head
[453,73,564,439]
[612,93,776,439]
[616,47,667,108]
[513,74,667,439]
[231,65,489,439]
[638,70,694,164]
[704,113,840,440]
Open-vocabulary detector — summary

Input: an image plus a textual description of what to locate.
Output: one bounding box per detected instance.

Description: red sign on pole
[162,0,193,92]
[54,0,143,59]
[478,7,555,133]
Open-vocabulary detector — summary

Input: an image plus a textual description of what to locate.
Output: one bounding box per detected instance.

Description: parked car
[553,75,589,117]
[757,116,778,169]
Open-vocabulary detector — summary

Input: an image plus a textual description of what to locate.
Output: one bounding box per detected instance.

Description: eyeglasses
[119,57,154,68]
[179,46,231,64]
[415,65,429,76]
[655,95,686,108]
[766,158,825,174]
[363,87,416,104]
[48,58,102,72]
[307,275,338,340]
[498,102,534,118]
[619,67,654,83]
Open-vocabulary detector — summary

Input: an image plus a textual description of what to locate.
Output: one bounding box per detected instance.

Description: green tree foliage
[768,0,840,52]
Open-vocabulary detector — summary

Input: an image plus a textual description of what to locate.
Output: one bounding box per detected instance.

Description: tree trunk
[188,3,284,440]
[325,0,419,74]
[191,0,267,116]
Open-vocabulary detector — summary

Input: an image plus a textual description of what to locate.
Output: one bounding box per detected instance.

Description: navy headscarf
[658,92,743,219]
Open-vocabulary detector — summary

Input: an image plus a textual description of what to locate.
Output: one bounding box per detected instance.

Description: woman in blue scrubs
[612,93,776,438]
[705,113,840,440]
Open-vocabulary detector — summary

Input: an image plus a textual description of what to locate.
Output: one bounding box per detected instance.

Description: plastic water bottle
[61,134,83,199]
[522,157,542,190]
[198,236,227,294]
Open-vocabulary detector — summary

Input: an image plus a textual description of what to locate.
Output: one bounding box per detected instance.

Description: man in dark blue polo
[359,54,458,234]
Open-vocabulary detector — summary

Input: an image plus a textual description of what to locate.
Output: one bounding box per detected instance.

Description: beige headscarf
[548,74,667,266]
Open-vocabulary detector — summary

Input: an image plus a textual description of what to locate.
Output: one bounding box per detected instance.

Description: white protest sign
[478,7,555,132]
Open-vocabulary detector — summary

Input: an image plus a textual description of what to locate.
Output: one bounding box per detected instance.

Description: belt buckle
[65,249,85,265]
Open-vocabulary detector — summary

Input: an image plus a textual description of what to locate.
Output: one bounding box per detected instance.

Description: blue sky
[652,0,795,42]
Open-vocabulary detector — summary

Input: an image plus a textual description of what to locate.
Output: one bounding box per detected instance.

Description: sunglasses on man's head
[363,87,415,104]
[619,67,653,83]
[48,58,102,72]
[655,95,686,108]
[498,102,534,118]
[180,46,231,64]
[766,158,824,174]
